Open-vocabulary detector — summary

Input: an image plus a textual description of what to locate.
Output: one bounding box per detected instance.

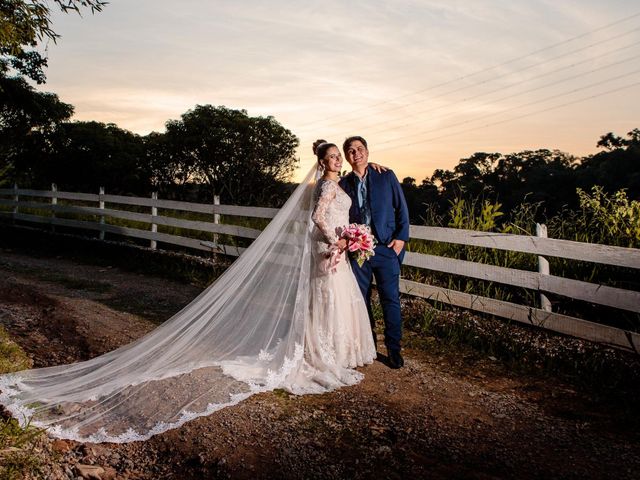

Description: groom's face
[345,140,369,169]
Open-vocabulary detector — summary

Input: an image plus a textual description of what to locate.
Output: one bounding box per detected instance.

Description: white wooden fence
[1,185,639,353]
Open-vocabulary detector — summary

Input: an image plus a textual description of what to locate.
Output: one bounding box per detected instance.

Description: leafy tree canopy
[150,105,299,205]
[0,0,106,83]
[26,120,147,194]
[411,129,639,224]
[0,73,73,186]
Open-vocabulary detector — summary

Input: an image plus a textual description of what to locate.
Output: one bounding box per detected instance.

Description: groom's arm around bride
[339,136,409,369]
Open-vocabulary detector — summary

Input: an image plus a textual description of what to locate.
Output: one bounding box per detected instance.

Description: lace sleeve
[312,180,339,244]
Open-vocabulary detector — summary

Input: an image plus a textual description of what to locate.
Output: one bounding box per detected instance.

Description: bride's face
[322,146,343,173]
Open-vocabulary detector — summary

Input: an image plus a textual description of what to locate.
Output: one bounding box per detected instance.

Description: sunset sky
[42,0,640,182]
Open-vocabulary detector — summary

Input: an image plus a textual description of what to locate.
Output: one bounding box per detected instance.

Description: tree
[596,132,626,152]
[1,0,106,83]
[145,131,199,193]
[39,121,148,194]
[151,105,299,205]
[0,73,73,186]
[596,129,640,151]
[579,129,640,200]
[416,148,580,222]
[1,1,106,185]
[8,120,148,193]
[490,149,578,215]
[401,176,439,223]
[449,152,502,198]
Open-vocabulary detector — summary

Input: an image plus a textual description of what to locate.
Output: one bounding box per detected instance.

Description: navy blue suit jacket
[339,167,410,260]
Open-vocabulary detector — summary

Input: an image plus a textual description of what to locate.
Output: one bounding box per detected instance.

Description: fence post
[12,183,18,222]
[51,183,57,232]
[150,192,158,250]
[213,194,220,248]
[536,223,552,312]
[99,187,105,240]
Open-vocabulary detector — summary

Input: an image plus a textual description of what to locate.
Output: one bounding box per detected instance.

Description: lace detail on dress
[301,177,376,394]
[311,179,351,246]
[0,344,306,443]
[265,343,305,389]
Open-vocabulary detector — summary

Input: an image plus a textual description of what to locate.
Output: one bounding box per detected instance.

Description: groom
[339,136,410,369]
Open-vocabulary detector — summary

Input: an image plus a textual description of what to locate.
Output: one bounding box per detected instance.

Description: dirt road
[0,246,638,479]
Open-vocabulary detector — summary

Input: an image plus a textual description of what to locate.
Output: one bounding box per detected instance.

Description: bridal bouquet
[338,223,376,267]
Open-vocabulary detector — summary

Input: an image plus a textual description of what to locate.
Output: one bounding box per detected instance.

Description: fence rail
[410,225,640,269]
[1,186,638,353]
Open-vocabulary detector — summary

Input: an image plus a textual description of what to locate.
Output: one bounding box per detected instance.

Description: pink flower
[337,224,376,267]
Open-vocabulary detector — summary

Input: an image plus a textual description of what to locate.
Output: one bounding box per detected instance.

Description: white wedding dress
[297,178,376,390]
[0,167,375,443]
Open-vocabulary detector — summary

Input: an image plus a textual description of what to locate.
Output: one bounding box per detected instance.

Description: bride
[0,140,378,443]
[304,139,376,386]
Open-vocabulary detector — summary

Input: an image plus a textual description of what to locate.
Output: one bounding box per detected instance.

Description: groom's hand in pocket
[387,239,405,256]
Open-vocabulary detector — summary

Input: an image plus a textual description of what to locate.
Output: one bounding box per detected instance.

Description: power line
[296,12,640,131]
[310,42,640,141]
[374,80,640,153]
[296,26,640,136]
[374,68,640,148]
[360,50,640,139]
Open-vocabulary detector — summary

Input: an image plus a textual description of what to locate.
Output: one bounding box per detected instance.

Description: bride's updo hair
[312,139,336,165]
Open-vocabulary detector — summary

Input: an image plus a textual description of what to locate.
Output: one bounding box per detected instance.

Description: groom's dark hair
[343,136,368,153]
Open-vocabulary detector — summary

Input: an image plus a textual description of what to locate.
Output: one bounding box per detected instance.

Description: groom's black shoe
[388,349,404,369]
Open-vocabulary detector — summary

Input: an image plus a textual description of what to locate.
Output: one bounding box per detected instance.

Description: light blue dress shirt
[355,171,371,226]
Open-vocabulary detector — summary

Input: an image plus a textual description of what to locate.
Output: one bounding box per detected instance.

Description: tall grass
[406,196,539,308]
[551,186,640,247]
[406,187,640,333]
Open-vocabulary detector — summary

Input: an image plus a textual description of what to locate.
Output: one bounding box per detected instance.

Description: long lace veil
[0,166,322,443]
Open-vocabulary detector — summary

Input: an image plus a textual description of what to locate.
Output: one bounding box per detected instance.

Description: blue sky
[43,0,640,181]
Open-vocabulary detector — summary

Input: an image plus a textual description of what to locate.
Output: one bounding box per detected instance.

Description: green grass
[0,417,46,480]
[0,330,44,480]
[0,327,32,374]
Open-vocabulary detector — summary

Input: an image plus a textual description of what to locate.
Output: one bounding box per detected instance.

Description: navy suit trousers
[350,244,402,352]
